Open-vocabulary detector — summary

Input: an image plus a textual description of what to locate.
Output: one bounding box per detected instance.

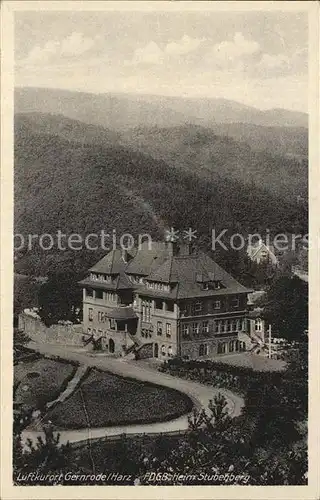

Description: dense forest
[14,114,308,277]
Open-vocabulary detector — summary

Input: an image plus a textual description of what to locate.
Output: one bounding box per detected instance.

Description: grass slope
[44,368,193,429]
[14,358,77,410]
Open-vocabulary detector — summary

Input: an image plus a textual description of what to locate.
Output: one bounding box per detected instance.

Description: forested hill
[120,125,308,203]
[15,87,308,128]
[16,113,308,204]
[15,117,307,275]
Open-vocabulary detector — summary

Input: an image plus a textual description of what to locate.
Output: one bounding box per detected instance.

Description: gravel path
[21,342,244,446]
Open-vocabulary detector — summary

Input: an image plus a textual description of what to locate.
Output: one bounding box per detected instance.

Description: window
[255,319,263,332]
[166,323,171,337]
[214,282,221,290]
[142,299,152,322]
[86,288,93,297]
[231,297,240,308]
[165,301,174,312]
[180,303,188,315]
[195,301,202,313]
[161,345,166,356]
[203,283,209,291]
[181,324,189,338]
[157,321,163,335]
[199,343,208,356]
[155,299,163,310]
[218,342,226,354]
[213,300,221,310]
[167,345,173,357]
[229,340,235,353]
[202,321,209,333]
[215,321,220,333]
[109,338,115,353]
[88,308,93,321]
[96,289,103,299]
[106,292,116,302]
[109,318,116,330]
[192,322,199,335]
[98,311,108,323]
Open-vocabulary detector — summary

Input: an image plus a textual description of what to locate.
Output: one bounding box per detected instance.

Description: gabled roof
[125,241,170,275]
[89,249,135,274]
[147,257,174,283]
[83,242,252,299]
[247,241,278,262]
[170,252,250,299]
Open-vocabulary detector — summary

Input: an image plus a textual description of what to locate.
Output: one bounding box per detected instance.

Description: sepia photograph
[1,1,319,498]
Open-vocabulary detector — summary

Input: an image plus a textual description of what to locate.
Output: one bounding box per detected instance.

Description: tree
[263,274,308,341]
[13,418,74,485]
[38,270,82,327]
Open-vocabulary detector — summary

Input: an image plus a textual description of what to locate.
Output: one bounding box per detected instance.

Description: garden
[159,356,287,396]
[14,356,77,411]
[44,368,193,429]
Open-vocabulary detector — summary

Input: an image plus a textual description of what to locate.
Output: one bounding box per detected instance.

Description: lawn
[45,368,193,429]
[216,353,286,371]
[14,357,77,410]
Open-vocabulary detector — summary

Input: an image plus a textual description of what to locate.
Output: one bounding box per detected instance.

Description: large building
[79,241,252,360]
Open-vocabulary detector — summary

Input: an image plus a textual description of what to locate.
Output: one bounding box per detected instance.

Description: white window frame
[213,300,221,310]
[88,308,93,321]
[195,301,202,312]
[182,324,189,337]
[202,321,209,333]
[166,323,171,337]
[232,297,240,308]
[192,322,199,335]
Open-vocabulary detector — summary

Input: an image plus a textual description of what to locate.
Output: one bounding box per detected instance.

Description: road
[21,341,244,445]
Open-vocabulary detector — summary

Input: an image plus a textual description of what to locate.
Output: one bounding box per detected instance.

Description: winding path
[21,342,244,446]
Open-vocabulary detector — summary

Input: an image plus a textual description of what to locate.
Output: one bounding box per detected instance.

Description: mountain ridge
[15,87,308,129]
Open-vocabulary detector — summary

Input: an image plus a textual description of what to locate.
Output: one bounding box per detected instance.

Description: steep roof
[125,241,171,275]
[170,252,250,299]
[89,248,135,274]
[83,242,252,298]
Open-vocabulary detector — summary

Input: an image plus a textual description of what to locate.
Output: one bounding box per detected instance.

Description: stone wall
[18,311,84,347]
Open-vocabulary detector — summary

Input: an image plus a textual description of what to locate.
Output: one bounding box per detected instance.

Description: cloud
[205,32,260,69]
[255,48,307,78]
[257,53,290,72]
[128,35,205,66]
[165,35,205,56]
[129,41,164,66]
[23,32,98,65]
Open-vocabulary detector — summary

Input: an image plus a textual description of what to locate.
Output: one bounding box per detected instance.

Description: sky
[14,10,308,111]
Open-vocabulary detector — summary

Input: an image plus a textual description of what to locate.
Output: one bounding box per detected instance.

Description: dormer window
[231,297,240,308]
[203,283,209,291]
[214,281,221,290]
[195,301,202,313]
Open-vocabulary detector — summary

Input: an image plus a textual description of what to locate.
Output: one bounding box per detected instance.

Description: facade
[247,239,278,266]
[79,241,252,360]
